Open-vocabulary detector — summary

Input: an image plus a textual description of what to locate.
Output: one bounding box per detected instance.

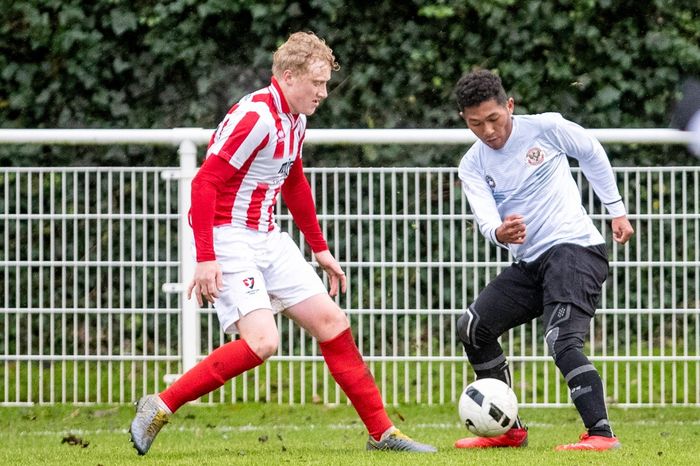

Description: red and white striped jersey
[205,77,306,232]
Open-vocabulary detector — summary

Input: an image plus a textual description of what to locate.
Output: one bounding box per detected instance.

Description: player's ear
[458,111,468,126]
[281,69,295,85]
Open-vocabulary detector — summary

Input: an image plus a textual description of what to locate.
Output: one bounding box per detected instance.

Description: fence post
[178,139,198,373]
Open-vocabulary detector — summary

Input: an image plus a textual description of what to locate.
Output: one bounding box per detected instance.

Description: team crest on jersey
[525,147,545,166]
[485,175,496,190]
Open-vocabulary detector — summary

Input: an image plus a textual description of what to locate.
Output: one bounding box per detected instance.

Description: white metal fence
[1,129,698,407]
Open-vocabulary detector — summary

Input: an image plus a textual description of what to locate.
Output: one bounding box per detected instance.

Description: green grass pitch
[1,403,698,465]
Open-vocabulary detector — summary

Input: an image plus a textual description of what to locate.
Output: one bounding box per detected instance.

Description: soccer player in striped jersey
[129,31,436,456]
[453,69,634,451]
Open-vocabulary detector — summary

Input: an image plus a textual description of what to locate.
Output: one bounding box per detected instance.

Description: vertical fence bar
[680,173,688,405]
[178,140,198,373]
[38,172,44,404]
[164,171,173,401]
[379,171,387,403]
[14,172,20,403]
[695,171,700,404]
[2,170,7,404]
[437,171,445,404]
[414,171,421,403]
[152,171,160,396]
[84,171,90,402]
[390,170,398,405]
[426,171,433,405]
[402,171,410,403]
[635,171,642,405]
[659,172,666,404]
[96,172,102,403]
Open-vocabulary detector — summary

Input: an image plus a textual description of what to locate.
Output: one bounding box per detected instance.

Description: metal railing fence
[0,129,698,407]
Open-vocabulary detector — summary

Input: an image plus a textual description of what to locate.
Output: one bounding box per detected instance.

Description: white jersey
[458,112,626,262]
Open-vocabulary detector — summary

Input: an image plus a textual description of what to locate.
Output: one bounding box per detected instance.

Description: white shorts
[207,226,327,334]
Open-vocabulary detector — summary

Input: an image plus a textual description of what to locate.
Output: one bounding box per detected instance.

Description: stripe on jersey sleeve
[209,111,270,168]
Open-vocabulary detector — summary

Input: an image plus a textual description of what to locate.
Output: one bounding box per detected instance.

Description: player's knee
[315,305,350,337]
[328,307,351,332]
[457,306,496,349]
[457,307,475,346]
[246,330,279,361]
[545,328,583,363]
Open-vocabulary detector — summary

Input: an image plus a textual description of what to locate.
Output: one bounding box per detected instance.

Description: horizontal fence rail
[0,127,697,146]
[0,129,699,408]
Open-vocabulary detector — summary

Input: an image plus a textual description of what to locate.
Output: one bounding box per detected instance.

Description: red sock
[319,327,392,441]
[160,338,263,412]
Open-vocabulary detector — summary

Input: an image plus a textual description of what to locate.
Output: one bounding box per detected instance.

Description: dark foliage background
[1,0,699,167]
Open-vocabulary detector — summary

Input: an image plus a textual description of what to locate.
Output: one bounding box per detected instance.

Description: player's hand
[186,260,223,306]
[611,215,634,244]
[495,214,527,244]
[314,249,347,298]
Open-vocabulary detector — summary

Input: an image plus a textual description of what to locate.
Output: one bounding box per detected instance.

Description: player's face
[460,98,514,150]
[282,60,332,116]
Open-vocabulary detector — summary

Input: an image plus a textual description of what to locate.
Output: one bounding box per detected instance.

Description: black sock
[556,349,613,438]
[469,350,524,430]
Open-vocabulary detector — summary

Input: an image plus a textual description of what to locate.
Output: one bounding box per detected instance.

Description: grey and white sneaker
[129,394,172,455]
[366,427,437,453]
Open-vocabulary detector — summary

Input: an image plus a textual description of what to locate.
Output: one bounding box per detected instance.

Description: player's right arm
[495,214,527,244]
[187,106,271,306]
[187,155,235,306]
[458,153,509,248]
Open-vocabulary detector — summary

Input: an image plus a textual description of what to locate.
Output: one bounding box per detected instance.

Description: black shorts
[470,243,609,337]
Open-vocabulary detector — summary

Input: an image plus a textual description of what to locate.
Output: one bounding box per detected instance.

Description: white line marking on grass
[16,419,700,437]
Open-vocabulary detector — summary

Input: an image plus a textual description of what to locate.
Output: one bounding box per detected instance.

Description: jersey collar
[270,77,293,115]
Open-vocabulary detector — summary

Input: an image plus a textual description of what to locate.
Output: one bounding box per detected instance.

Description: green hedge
[1,0,699,166]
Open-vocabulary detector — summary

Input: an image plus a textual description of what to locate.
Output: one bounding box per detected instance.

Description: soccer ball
[458,378,518,437]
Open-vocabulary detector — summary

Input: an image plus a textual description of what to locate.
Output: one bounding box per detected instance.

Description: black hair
[454,69,508,110]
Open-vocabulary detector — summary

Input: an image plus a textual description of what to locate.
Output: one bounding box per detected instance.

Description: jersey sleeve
[551,117,627,217]
[458,153,507,248]
[207,106,271,168]
[281,157,328,253]
[190,155,237,262]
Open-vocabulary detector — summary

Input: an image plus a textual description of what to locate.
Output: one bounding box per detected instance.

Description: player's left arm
[281,157,346,296]
[313,249,347,298]
[281,157,328,252]
[554,118,635,244]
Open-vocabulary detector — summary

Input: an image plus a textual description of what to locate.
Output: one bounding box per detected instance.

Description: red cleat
[454,427,528,449]
[555,433,621,451]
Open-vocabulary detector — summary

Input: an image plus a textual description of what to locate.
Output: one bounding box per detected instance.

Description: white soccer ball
[458,378,518,437]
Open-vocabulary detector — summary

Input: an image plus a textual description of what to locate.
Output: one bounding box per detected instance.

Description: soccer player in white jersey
[129,32,436,456]
[452,69,634,451]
